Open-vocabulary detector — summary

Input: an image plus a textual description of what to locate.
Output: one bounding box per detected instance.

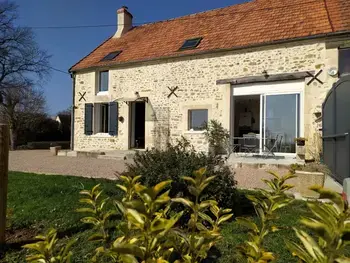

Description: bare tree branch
[0,81,46,149]
[0,1,51,91]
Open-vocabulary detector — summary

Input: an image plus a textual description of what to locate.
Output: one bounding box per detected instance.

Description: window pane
[189,109,208,130]
[179,38,202,50]
[99,71,109,92]
[264,94,297,153]
[339,48,350,76]
[99,104,109,133]
[100,51,122,61]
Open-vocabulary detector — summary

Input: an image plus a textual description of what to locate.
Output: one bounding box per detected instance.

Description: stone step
[103,150,137,160]
[57,149,138,160]
[97,155,125,160]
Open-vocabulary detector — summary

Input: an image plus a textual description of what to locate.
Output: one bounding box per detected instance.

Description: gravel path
[9,150,290,189]
[9,150,126,179]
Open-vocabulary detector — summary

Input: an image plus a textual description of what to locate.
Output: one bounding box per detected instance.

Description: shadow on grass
[0,222,93,258]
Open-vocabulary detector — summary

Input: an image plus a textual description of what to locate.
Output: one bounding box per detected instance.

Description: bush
[25,141,70,150]
[124,138,239,213]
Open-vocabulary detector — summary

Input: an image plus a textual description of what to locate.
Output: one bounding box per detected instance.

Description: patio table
[230,136,276,154]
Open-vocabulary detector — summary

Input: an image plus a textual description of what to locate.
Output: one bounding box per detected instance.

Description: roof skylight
[100,51,122,61]
[178,38,202,50]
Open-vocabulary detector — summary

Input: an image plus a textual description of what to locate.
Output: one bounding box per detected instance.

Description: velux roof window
[178,37,202,51]
[100,51,122,62]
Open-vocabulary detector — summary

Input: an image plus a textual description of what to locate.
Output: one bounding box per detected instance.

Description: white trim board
[232,80,304,96]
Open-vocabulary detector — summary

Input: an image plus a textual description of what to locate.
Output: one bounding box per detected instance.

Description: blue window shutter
[84,103,93,135]
[108,102,118,136]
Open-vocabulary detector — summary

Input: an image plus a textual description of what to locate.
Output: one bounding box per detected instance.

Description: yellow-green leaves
[172,168,233,263]
[237,171,296,263]
[76,183,117,261]
[126,208,145,228]
[23,228,76,263]
[116,175,142,201]
[286,187,350,263]
[236,217,259,233]
[99,175,183,262]
[74,169,232,263]
[153,180,172,196]
[172,198,194,209]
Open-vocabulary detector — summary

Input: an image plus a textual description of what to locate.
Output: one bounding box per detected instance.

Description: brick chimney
[113,6,133,38]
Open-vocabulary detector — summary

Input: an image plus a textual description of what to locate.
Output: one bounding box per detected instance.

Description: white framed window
[94,103,109,133]
[339,48,350,76]
[98,71,109,92]
[232,80,304,156]
[188,109,208,131]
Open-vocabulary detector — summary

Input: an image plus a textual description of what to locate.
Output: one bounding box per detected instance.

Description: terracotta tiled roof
[70,0,350,72]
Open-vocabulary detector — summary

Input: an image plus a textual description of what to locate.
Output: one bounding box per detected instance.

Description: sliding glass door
[261,94,300,154]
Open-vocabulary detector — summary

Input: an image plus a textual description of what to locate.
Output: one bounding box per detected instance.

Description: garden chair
[242,134,258,156]
[263,134,283,159]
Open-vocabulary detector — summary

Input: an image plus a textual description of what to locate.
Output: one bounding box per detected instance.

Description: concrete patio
[227,154,303,167]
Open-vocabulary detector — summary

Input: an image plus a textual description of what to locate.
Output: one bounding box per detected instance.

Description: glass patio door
[261,94,300,154]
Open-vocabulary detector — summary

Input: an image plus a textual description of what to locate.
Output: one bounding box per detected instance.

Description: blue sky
[15,0,246,114]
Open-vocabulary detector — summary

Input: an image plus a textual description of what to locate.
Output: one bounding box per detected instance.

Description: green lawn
[1,172,309,263]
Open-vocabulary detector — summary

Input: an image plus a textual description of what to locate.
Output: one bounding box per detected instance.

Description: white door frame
[232,80,304,156]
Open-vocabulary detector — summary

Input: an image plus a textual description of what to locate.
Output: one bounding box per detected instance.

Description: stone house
[69,0,350,160]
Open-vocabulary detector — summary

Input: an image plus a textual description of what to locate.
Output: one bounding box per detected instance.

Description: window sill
[184,130,206,135]
[96,91,108,96]
[91,133,112,138]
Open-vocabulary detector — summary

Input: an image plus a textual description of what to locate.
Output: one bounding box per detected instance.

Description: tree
[0,1,50,120]
[57,107,72,116]
[0,82,46,149]
[56,108,71,141]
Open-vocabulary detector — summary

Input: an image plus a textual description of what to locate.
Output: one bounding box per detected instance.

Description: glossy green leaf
[236,217,259,233]
[217,213,233,225]
[126,208,145,226]
[172,198,194,209]
[112,244,144,259]
[116,184,128,193]
[153,180,172,196]
[198,211,214,225]
[76,208,95,214]
[88,234,105,242]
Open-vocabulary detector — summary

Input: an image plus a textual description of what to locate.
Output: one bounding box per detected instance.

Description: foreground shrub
[172,168,233,262]
[124,138,238,212]
[286,187,350,263]
[24,168,233,263]
[236,171,296,263]
[23,228,76,263]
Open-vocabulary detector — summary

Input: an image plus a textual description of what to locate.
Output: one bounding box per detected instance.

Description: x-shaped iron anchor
[78,92,86,102]
[307,70,323,85]
[167,86,179,98]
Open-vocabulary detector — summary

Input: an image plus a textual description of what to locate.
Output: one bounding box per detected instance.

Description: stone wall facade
[73,38,348,159]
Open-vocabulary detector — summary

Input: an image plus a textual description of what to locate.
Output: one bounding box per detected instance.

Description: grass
[2,171,309,263]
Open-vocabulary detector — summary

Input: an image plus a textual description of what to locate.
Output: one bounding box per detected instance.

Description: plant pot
[208,145,226,156]
[294,170,325,198]
[296,141,306,146]
[50,146,61,156]
[296,146,305,155]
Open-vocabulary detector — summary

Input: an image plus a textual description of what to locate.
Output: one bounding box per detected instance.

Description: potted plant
[294,137,307,146]
[204,120,230,156]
